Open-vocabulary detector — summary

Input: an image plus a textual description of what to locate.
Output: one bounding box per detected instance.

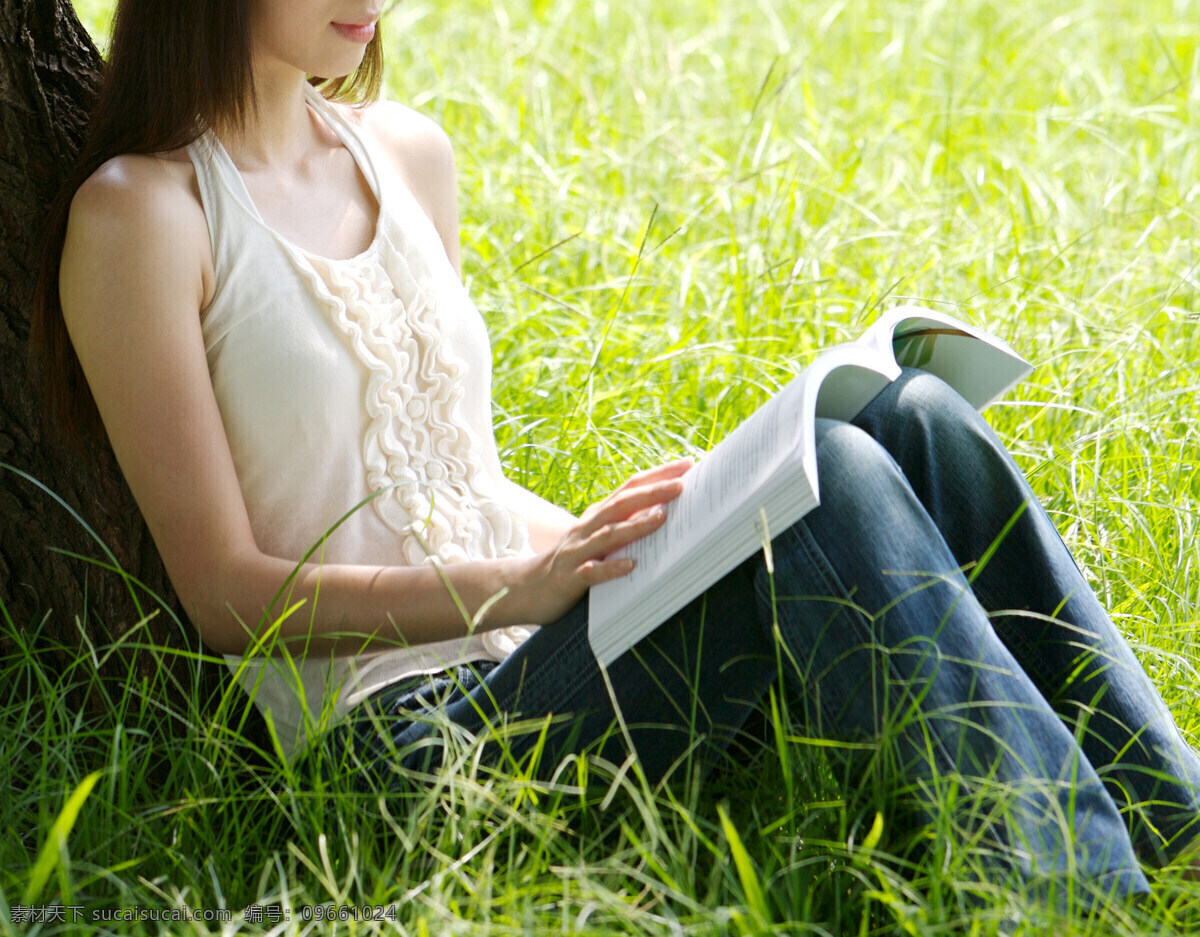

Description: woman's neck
[218,66,318,172]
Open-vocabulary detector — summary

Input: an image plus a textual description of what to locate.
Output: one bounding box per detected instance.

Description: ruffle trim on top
[278,213,535,657]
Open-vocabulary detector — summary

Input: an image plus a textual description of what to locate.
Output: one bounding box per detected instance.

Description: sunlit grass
[7,0,1200,933]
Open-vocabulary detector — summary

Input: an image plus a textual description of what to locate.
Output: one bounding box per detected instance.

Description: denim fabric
[323,369,1200,901]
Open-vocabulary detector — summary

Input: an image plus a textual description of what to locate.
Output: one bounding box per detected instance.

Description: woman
[32,0,1200,908]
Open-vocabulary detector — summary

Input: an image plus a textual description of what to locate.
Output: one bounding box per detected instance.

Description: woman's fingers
[578,459,692,524]
[613,458,693,493]
[576,555,637,585]
[551,498,669,578]
[579,477,683,537]
[551,459,691,594]
[581,504,668,556]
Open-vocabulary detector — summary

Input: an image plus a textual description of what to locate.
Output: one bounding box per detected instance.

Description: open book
[587,305,1033,667]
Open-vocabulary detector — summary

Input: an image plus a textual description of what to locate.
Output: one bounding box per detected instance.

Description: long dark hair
[30,0,384,448]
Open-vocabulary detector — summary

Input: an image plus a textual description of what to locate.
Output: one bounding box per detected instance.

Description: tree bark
[0,0,229,732]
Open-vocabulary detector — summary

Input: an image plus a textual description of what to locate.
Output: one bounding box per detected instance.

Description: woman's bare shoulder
[355,99,453,163]
[73,150,203,222]
[350,99,461,267]
[354,100,455,198]
[68,151,214,308]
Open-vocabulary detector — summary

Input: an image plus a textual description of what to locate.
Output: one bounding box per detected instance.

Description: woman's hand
[512,460,692,625]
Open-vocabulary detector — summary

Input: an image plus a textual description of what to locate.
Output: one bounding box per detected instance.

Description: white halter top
[187,85,535,760]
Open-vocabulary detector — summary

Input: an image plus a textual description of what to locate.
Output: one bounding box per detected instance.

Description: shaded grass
[5,0,1200,933]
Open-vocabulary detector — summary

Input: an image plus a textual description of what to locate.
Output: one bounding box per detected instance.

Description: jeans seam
[772,520,965,783]
[974,602,1065,696]
[764,526,854,733]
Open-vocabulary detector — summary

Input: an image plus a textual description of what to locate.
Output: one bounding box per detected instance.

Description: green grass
[5,0,1200,933]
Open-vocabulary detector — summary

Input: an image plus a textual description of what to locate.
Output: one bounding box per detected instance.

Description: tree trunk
[0,0,230,732]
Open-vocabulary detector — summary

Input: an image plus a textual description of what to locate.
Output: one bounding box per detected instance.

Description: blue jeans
[325,369,1200,901]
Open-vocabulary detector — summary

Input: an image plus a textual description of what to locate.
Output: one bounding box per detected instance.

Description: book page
[813,358,899,421]
[861,306,1032,409]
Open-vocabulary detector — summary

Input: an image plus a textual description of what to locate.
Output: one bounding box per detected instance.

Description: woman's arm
[59,155,683,658]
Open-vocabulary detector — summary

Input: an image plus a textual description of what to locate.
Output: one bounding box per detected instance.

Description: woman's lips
[332,21,376,43]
